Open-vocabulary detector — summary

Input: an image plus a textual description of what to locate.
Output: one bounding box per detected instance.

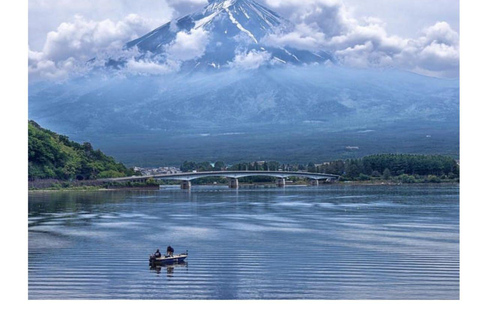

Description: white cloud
[28,14,162,81]
[28,49,80,80]
[28,49,69,81]
[125,59,180,75]
[166,0,207,8]
[263,25,325,51]
[29,0,174,50]
[165,28,210,61]
[28,12,210,81]
[265,0,353,38]
[392,22,459,77]
[260,0,459,77]
[422,21,459,46]
[229,50,272,70]
[42,14,153,62]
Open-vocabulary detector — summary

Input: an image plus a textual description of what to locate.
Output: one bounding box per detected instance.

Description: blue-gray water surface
[28,185,459,300]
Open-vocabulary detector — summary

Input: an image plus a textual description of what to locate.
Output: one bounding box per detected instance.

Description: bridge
[101,171,340,189]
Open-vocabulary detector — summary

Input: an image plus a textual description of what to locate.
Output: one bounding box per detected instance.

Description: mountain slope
[28,67,459,165]
[28,120,136,180]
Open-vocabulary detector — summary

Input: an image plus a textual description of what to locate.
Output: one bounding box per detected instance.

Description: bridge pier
[228,178,239,189]
[180,180,191,190]
[309,179,319,186]
[276,178,286,188]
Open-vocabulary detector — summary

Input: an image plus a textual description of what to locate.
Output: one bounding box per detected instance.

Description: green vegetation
[317,154,459,183]
[180,161,226,172]
[28,120,137,181]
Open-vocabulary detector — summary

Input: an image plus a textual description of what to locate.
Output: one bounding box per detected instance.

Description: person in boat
[155,249,161,258]
[167,246,174,257]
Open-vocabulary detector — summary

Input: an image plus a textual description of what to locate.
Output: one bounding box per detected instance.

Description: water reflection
[151,262,188,277]
[29,191,133,213]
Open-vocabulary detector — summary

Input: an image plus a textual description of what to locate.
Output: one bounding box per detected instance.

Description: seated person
[154,249,161,257]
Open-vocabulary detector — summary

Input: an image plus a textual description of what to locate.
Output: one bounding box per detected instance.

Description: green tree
[358,173,370,181]
[180,161,197,172]
[382,168,392,180]
[345,161,360,178]
[426,175,442,183]
[213,161,225,171]
[398,174,416,183]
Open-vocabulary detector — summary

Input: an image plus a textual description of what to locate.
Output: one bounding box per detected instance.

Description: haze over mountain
[28,0,459,166]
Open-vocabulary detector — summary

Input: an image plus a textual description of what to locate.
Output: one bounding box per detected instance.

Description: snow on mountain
[123,0,333,70]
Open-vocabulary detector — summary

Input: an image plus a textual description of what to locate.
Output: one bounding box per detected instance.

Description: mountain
[119,0,333,70]
[28,0,459,166]
[29,66,459,166]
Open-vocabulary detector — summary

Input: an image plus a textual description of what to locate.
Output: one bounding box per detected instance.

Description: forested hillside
[28,121,136,180]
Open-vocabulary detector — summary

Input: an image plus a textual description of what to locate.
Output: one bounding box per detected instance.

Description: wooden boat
[149,251,188,267]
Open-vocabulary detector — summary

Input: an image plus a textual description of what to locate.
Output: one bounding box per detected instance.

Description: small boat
[149,251,188,267]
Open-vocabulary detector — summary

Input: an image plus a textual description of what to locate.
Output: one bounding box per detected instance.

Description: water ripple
[29,185,459,300]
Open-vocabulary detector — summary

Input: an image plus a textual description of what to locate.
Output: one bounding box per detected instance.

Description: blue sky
[28,0,459,79]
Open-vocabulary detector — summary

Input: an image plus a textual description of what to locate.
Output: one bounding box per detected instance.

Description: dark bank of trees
[180,154,459,183]
[180,161,226,172]
[316,154,459,182]
[28,120,138,181]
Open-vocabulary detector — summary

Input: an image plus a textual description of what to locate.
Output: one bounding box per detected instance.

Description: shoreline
[28,181,459,192]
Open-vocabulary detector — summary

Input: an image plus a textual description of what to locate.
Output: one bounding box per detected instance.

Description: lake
[28,185,459,300]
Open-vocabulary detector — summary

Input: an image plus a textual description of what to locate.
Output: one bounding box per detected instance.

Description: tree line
[181,160,311,172]
[316,154,459,181]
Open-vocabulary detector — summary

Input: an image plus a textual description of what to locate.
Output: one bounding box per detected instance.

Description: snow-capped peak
[206,0,238,10]
[123,0,333,70]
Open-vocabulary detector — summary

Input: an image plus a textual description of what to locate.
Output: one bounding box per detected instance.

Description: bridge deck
[101,171,339,183]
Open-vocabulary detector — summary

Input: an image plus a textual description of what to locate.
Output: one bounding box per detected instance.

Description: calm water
[28,185,459,300]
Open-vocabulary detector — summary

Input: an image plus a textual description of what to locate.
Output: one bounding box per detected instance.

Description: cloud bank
[262,0,459,77]
[28,0,459,81]
[28,14,162,80]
